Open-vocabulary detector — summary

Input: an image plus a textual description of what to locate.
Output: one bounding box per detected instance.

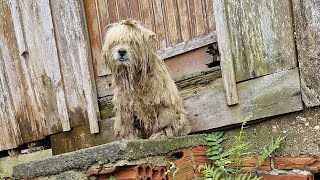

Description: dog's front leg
[114,111,140,140]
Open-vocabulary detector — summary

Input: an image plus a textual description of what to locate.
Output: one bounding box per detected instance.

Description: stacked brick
[87,164,166,180]
[85,146,319,180]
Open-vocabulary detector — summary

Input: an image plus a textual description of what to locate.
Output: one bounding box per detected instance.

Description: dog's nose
[118,49,127,57]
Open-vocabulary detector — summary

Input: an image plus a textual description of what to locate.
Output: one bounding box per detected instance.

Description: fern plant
[257,136,286,167]
[199,114,285,180]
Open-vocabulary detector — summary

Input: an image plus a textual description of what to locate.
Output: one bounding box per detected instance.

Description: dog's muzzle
[118,48,128,61]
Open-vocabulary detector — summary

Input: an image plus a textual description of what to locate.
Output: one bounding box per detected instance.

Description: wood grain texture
[158,31,217,60]
[176,0,192,42]
[50,0,100,133]
[0,0,23,150]
[18,0,70,132]
[185,68,303,132]
[85,0,216,77]
[152,0,167,48]
[163,0,181,45]
[215,0,297,82]
[293,0,320,107]
[213,0,239,105]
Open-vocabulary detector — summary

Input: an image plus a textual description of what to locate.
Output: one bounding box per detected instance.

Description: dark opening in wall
[314,173,320,180]
[206,43,220,68]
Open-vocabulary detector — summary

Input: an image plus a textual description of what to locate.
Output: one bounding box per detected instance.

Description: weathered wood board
[214,0,297,82]
[293,0,320,107]
[0,0,24,150]
[50,0,100,133]
[185,68,303,132]
[17,0,70,134]
[214,0,239,105]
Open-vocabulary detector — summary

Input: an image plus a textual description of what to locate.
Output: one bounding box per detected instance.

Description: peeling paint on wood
[293,0,320,107]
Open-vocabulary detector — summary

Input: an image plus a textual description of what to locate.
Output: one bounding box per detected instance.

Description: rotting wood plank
[18,0,70,132]
[50,0,100,133]
[158,31,217,60]
[185,68,303,132]
[0,0,24,151]
[215,0,297,82]
[213,0,239,105]
[293,0,320,107]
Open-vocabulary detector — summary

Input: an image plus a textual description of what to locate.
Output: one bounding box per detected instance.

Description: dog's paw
[149,131,167,140]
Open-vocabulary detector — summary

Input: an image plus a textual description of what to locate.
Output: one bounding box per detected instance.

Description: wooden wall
[0,0,99,151]
[84,0,217,98]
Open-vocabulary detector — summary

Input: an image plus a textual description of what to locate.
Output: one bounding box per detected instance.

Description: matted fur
[102,20,191,139]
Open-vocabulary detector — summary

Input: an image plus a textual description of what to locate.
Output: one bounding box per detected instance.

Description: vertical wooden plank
[18,0,70,132]
[187,0,196,38]
[223,0,296,82]
[0,51,22,150]
[50,0,100,133]
[107,0,119,23]
[204,0,216,32]
[117,0,130,20]
[0,0,23,150]
[176,0,192,42]
[139,0,155,31]
[128,0,140,20]
[293,0,320,107]
[163,0,181,46]
[83,0,109,77]
[193,0,206,36]
[213,0,239,105]
[152,0,167,49]
[97,0,109,42]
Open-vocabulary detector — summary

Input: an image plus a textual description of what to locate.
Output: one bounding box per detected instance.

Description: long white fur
[102,20,191,139]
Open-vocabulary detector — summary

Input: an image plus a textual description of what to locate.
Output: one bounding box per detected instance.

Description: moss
[124,134,207,160]
[0,149,52,178]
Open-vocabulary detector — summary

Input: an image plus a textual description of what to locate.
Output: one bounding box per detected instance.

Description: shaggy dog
[102,20,191,139]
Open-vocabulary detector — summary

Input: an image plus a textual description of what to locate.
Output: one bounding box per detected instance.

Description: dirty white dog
[102,20,191,139]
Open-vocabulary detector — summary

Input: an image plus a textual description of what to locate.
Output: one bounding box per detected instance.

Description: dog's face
[111,43,133,65]
[102,20,156,68]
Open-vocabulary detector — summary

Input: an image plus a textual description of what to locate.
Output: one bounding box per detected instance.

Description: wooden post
[213,0,239,105]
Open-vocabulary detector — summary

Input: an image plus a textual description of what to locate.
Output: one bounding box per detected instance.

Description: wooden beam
[158,31,217,60]
[293,0,320,107]
[213,0,239,105]
[185,68,303,132]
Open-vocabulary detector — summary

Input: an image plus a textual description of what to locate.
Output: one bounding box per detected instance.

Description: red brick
[86,168,100,176]
[260,174,314,180]
[166,149,194,180]
[192,146,212,177]
[191,146,208,156]
[98,165,144,180]
[274,157,320,172]
[152,166,166,180]
[229,157,271,172]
